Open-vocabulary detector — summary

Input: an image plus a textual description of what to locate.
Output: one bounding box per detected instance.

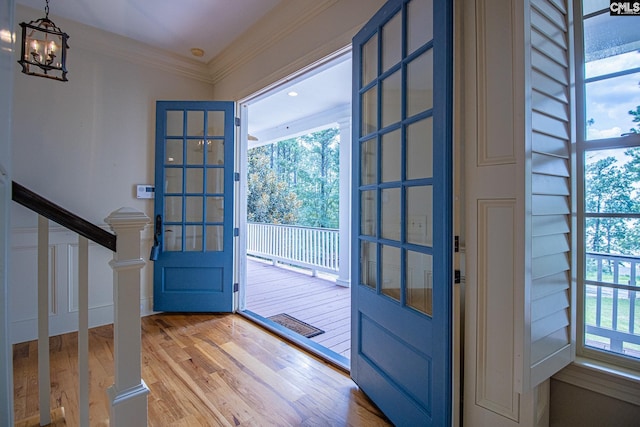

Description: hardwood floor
[246,258,351,358]
[13,313,391,426]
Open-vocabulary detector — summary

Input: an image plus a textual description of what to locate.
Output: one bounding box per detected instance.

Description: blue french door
[351,0,452,425]
[153,101,235,312]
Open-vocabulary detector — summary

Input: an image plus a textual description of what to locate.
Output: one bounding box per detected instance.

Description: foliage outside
[584,108,640,354]
[247,127,340,228]
[585,106,640,262]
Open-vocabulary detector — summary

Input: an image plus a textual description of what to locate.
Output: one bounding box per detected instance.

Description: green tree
[628,105,640,133]
[247,147,301,224]
[247,127,341,228]
[585,155,640,277]
[296,128,340,228]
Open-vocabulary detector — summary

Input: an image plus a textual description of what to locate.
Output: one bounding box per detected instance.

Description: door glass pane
[165,196,182,222]
[164,226,182,251]
[361,190,377,236]
[187,110,204,136]
[382,130,401,182]
[381,245,401,301]
[362,86,378,135]
[207,111,225,136]
[361,241,377,289]
[185,225,202,251]
[206,226,224,251]
[206,197,224,222]
[207,168,224,194]
[407,50,433,117]
[186,196,203,222]
[381,188,401,241]
[166,111,183,136]
[166,140,183,164]
[186,168,203,193]
[406,250,433,315]
[407,117,433,180]
[381,11,402,73]
[207,140,225,165]
[406,186,433,246]
[187,140,205,165]
[165,168,182,193]
[382,70,402,128]
[361,138,377,185]
[407,0,433,54]
[362,33,378,87]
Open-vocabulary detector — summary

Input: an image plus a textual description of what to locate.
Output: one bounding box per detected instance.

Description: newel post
[105,207,150,427]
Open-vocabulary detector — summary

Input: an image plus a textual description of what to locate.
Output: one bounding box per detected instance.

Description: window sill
[552,358,640,406]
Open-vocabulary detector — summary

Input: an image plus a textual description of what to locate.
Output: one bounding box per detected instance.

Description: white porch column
[105,208,150,427]
[336,118,351,287]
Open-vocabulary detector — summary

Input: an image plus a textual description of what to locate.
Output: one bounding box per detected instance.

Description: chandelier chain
[45,0,50,18]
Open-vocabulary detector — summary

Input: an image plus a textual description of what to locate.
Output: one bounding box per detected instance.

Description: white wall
[8,0,387,344]
[550,379,640,426]
[0,0,15,423]
[10,5,215,342]
[211,0,386,101]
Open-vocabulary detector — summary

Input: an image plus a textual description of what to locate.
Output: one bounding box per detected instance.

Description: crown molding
[230,25,359,103]
[208,0,339,86]
[15,5,213,85]
[76,34,214,84]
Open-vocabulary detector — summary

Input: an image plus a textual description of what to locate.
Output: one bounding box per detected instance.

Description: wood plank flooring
[246,258,351,358]
[13,313,391,426]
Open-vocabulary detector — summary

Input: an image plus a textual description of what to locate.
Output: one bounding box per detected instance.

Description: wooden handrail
[11,181,116,252]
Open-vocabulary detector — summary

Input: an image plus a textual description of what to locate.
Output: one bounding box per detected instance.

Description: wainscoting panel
[476,199,520,421]
[10,226,155,343]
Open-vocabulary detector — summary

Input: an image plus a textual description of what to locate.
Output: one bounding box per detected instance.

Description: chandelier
[17,0,69,82]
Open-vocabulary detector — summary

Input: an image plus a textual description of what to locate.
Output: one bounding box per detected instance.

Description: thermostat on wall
[136,185,155,199]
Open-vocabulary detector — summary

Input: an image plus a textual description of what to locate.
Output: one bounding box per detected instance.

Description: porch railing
[247,222,339,276]
[12,182,150,426]
[585,251,640,356]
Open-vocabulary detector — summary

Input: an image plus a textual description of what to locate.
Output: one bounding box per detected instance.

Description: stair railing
[12,181,150,427]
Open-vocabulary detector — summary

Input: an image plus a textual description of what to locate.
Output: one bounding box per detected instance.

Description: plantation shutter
[525,0,574,390]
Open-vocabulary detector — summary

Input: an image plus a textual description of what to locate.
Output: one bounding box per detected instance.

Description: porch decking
[245,257,351,359]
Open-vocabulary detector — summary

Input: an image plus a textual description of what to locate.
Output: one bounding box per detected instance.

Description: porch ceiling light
[18,0,69,82]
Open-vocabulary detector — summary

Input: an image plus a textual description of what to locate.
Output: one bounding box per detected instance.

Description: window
[577,0,640,370]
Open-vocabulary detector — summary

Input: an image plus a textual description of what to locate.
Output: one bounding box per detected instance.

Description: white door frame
[235,46,353,310]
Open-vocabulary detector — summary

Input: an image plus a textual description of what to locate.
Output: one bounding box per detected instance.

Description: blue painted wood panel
[153,101,235,312]
[351,0,453,424]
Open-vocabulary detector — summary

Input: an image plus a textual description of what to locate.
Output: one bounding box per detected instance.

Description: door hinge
[454,270,461,284]
[234,172,240,182]
[233,283,239,292]
[234,227,239,237]
[454,236,459,253]
[235,117,240,126]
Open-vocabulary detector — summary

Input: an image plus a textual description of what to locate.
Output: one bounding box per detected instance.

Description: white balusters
[37,215,51,426]
[78,236,89,427]
[246,222,340,275]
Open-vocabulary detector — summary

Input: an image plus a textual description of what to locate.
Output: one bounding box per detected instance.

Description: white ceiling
[247,52,351,146]
[15,0,352,145]
[16,0,283,63]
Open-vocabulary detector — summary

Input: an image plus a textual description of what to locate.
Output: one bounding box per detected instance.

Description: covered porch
[245,256,351,360]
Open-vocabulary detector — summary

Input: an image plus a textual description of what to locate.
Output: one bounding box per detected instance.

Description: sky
[584,12,640,141]
[586,50,640,140]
